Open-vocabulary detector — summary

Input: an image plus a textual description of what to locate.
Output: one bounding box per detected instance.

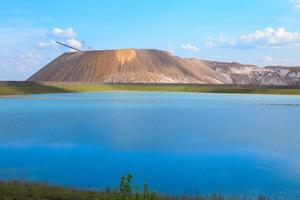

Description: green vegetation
[0,174,271,200]
[1,81,300,96]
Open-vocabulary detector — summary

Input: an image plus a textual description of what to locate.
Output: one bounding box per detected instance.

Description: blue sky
[1,0,300,80]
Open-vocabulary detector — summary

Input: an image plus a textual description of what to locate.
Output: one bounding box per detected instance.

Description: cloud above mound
[205,27,300,48]
[38,40,57,48]
[38,27,81,51]
[66,38,82,49]
[0,22,61,80]
[52,27,77,37]
[181,43,200,52]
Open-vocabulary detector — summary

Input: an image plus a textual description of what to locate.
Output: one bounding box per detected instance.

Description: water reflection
[0,92,300,196]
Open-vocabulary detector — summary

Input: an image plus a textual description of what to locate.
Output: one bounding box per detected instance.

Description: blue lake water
[1,92,300,197]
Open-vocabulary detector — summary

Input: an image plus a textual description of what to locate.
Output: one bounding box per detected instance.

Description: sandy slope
[28,49,232,84]
[28,49,300,85]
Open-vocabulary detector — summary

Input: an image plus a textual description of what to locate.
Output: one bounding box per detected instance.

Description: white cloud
[67,38,82,49]
[258,56,298,66]
[167,47,176,55]
[0,21,78,80]
[292,0,300,11]
[0,20,81,80]
[38,27,82,52]
[52,27,76,37]
[205,27,300,49]
[39,38,82,51]
[240,27,300,46]
[180,43,200,52]
[261,56,273,63]
[204,35,236,48]
[38,40,57,48]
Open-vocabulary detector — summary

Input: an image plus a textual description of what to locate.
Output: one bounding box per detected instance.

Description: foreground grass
[0,179,271,200]
[0,180,118,200]
[1,82,300,96]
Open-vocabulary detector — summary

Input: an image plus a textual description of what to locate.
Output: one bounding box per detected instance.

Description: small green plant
[119,174,156,200]
[142,183,156,200]
[119,174,133,199]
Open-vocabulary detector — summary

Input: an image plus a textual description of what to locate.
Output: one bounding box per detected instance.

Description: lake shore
[1,81,300,96]
[0,180,271,200]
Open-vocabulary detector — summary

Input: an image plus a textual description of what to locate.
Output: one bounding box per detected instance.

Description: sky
[1,0,300,80]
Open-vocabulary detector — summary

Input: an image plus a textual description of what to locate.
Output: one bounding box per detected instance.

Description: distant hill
[205,60,300,85]
[28,49,300,85]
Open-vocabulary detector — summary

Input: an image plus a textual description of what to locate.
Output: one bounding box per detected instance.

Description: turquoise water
[1,92,300,197]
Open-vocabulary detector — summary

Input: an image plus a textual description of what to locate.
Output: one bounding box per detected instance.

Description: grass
[0,180,114,200]
[0,174,272,200]
[1,82,300,96]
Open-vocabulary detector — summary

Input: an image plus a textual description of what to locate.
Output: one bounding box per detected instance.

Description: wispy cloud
[180,43,199,52]
[292,0,300,11]
[0,21,80,80]
[167,47,176,55]
[0,21,48,80]
[38,38,82,50]
[39,27,81,51]
[38,40,58,49]
[52,27,76,37]
[258,55,297,66]
[204,35,235,48]
[261,56,273,63]
[240,27,300,47]
[204,27,300,49]
[66,38,82,49]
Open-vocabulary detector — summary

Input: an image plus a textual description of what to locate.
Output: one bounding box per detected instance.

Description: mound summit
[28,49,300,85]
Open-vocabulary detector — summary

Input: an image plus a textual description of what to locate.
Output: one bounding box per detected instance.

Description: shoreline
[0,179,274,200]
[1,81,300,97]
